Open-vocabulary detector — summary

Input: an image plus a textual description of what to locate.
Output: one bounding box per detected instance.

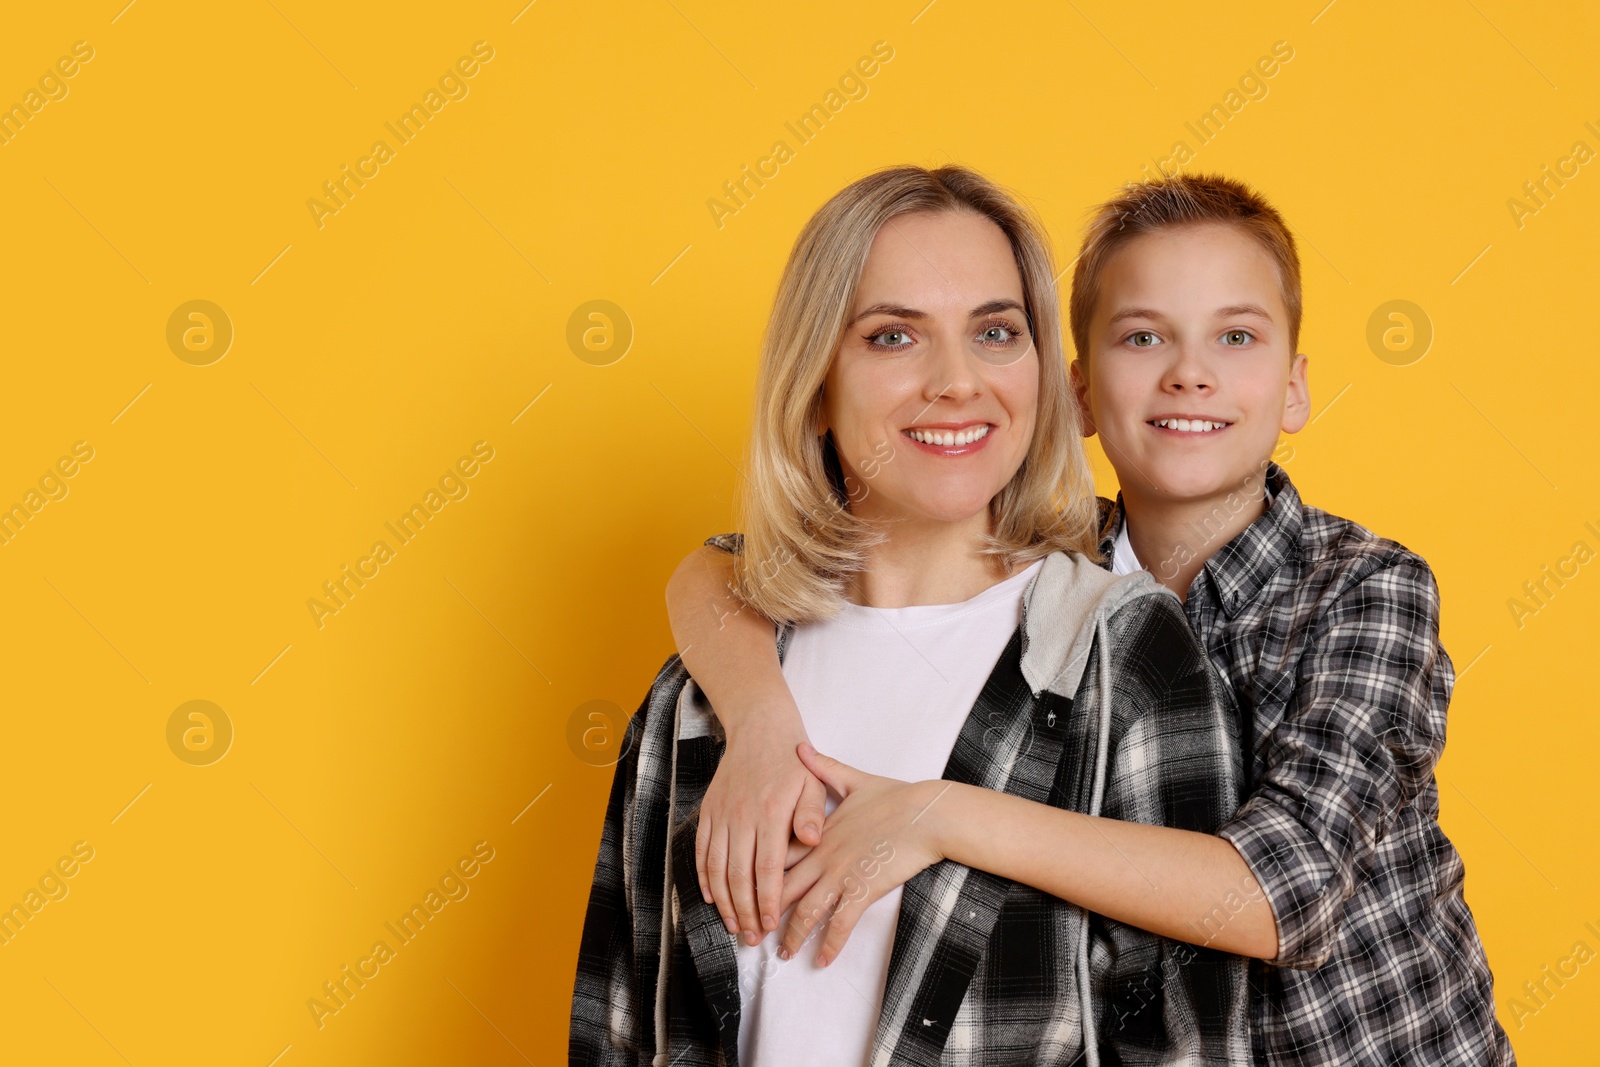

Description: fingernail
[724,919,738,935]
[778,946,790,960]
[744,930,760,945]
[804,824,819,837]
[817,953,829,968]
[762,913,776,931]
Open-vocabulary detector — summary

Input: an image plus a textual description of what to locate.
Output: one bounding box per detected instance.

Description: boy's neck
[1121,476,1272,601]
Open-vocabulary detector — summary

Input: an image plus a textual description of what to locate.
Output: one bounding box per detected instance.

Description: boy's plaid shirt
[1096,462,1513,1065]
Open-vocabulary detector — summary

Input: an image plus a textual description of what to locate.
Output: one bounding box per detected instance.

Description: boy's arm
[932,593,1276,966]
[1215,554,1449,970]
[664,538,827,945]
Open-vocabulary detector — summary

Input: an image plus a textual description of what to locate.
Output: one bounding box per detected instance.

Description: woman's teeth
[1151,418,1227,433]
[908,425,990,446]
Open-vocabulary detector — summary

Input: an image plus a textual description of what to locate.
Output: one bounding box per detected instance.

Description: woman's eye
[867,328,913,348]
[1221,329,1254,346]
[977,324,1019,346]
[1127,331,1160,348]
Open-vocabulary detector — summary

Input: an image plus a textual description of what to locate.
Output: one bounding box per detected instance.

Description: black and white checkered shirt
[1097,462,1513,1065]
[571,551,1253,1065]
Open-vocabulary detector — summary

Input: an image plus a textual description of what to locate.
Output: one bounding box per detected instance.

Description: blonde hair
[1068,172,1303,371]
[733,164,1100,624]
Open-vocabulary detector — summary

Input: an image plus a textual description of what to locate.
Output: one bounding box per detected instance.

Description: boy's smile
[1075,222,1309,512]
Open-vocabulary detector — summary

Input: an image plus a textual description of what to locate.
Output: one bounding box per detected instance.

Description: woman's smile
[901,420,995,456]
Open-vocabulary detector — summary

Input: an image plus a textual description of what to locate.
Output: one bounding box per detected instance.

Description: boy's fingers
[784,837,814,869]
[780,888,830,961]
[793,775,827,846]
[695,814,713,903]
[817,898,863,968]
[753,824,785,935]
[728,825,761,943]
[704,826,738,936]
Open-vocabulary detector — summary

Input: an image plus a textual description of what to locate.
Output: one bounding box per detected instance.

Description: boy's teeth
[909,424,990,446]
[1153,418,1226,432]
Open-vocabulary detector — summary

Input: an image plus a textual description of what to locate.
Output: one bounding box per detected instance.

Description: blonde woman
[569,165,1249,1066]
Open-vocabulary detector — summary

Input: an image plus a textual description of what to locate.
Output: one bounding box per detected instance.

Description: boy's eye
[1221,329,1255,346]
[1127,330,1160,348]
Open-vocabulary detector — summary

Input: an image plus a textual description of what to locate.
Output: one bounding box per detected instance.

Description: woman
[569,165,1248,1066]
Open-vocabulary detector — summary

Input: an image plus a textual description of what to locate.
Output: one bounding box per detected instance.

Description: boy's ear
[1069,360,1098,437]
[1281,352,1311,434]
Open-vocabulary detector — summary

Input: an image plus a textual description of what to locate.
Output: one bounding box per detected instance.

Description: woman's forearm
[929,781,1279,958]
[665,545,799,740]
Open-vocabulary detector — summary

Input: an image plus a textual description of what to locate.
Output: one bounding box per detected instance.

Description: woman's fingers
[792,773,827,846]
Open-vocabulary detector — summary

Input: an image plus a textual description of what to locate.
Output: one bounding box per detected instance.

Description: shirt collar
[1096,462,1302,618]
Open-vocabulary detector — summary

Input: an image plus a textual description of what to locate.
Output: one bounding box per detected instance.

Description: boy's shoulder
[1293,494,1439,591]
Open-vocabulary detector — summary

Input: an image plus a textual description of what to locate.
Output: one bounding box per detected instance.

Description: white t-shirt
[735,557,1045,1067]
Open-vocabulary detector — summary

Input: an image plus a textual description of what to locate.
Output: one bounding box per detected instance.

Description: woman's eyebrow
[849,298,1026,325]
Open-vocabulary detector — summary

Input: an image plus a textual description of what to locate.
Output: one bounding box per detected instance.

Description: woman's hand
[777,742,950,967]
[696,717,830,944]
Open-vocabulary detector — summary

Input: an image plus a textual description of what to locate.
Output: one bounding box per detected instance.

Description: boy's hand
[777,743,949,967]
[695,717,829,943]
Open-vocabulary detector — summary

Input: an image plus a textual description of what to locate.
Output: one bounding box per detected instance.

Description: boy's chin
[1134,458,1268,506]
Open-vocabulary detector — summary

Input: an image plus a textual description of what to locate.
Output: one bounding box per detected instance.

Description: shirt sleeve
[1091,592,1252,1064]
[569,702,649,1066]
[703,532,744,555]
[1216,555,1451,970]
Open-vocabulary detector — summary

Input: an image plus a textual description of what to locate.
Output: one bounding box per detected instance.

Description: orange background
[1,1,1595,1062]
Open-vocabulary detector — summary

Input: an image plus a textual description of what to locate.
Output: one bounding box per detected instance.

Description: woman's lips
[901,423,994,456]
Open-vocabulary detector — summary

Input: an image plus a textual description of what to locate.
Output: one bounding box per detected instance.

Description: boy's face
[1073,222,1309,509]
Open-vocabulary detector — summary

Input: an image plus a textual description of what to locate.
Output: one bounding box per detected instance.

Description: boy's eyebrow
[1106,304,1276,324]
[849,299,1026,325]
[1215,303,1275,320]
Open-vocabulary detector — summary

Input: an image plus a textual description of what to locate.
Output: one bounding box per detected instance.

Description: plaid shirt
[1097,462,1513,1065]
[571,551,1252,1065]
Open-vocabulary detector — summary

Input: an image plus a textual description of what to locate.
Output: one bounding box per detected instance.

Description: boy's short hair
[1067,174,1303,369]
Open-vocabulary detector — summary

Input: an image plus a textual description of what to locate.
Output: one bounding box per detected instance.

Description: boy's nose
[1162,343,1216,391]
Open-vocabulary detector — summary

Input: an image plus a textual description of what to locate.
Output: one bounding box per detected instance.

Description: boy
[666,174,1513,1064]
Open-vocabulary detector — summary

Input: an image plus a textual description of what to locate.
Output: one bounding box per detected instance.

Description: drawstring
[653,693,683,1066]
[1076,615,1114,1067]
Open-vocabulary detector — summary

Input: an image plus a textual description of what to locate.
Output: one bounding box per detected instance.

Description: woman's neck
[843,513,1019,608]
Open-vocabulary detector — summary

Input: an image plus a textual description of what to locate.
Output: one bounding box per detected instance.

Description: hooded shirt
[571,549,1250,1066]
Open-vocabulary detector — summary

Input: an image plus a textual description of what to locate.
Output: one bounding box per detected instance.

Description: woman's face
[820,210,1039,529]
